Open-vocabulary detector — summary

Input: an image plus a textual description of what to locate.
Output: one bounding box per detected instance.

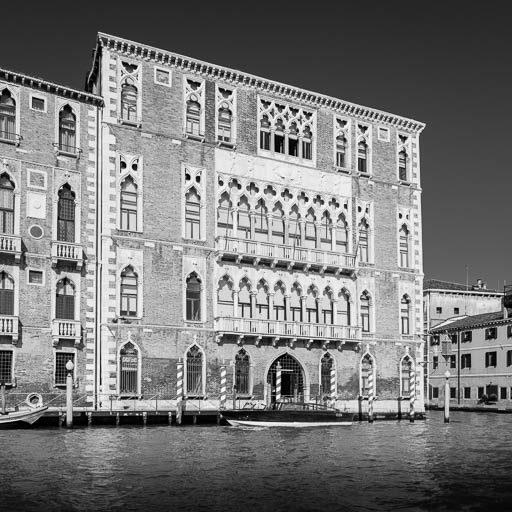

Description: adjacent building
[0,32,427,415]
[428,285,512,407]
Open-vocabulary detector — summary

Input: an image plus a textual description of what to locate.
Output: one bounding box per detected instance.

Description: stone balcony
[0,234,22,262]
[51,241,84,269]
[215,236,356,275]
[215,316,361,349]
[52,319,82,347]
[0,315,19,344]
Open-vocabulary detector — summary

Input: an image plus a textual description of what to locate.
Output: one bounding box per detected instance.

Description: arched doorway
[267,353,305,403]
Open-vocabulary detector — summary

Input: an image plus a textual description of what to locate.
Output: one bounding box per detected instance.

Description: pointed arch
[57,183,76,242]
[319,210,332,250]
[288,204,301,247]
[358,218,370,263]
[290,281,303,322]
[120,175,138,231]
[398,148,408,181]
[273,280,287,321]
[217,191,233,236]
[238,276,252,318]
[357,140,368,173]
[120,266,138,317]
[271,202,285,244]
[306,284,319,323]
[58,104,77,153]
[118,340,141,396]
[322,286,334,324]
[360,351,375,397]
[186,272,202,321]
[217,274,234,316]
[399,223,410,268]
[185,186,201,239]
[121,77,138,123]
[237,195,251,239]
[254,197,268,242]
[55,277,75,320]
[266,351,307,402]
[335,213,348,253]
[0,88,17,142]
[255,278,269,319]
[304,208,316,249]
[337,288,351,326]
[0,173,15,235]
[185,343,205,397]
[400,294,411,335]
[234,348,251,396]
[0,271,15,316]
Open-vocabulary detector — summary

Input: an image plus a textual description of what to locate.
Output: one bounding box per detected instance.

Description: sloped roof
[430,311,509,332]
[424,279,502,294]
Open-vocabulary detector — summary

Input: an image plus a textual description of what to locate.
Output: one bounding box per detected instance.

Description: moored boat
[0,406,49,428]
[221,401,353,427]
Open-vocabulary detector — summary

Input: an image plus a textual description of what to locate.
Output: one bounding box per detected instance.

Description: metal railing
[216,236,356,269]
[215,316,361,340]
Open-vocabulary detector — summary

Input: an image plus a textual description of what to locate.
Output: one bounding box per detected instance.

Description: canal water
[1,410,511,512]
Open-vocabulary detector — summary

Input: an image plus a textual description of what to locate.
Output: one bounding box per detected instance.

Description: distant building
[428,285,512,407]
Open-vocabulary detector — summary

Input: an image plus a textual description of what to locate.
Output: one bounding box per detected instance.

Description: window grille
[119,343,138,394]
[186,345,203,396]
[57,185,75,242]
[56,278,75,319]
[267,353,304,401]
[0,350,13,383]
[55,352,74,386]
[235,349,250,395]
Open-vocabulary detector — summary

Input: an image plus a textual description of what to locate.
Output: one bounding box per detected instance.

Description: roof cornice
[0,68,103,106]
[431,317,512,333]
[424,288,503,296]
[92,33,425,134]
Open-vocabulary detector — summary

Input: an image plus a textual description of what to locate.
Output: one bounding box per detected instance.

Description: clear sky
[1,1,510,290]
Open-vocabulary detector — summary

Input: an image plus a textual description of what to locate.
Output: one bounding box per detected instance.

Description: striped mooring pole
[409,367,416,422]
[368,368,374,423]
[220,364,227,410]
[330,365,336,400]
[275,363,282,402]
[176,361,183,425]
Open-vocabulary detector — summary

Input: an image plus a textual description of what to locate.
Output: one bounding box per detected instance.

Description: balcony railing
[215,236,356,274]
[0,315,19,343]
[0,234,22,261]
[52,319,82,346]
[51,241,84,269]
[52,142,82,158]
[215,316,361,342]
[0,131,22,146]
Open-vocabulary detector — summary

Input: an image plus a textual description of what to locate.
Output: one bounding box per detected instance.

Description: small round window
[29,225,44,239]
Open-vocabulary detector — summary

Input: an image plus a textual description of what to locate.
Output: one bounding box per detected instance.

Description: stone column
[233,290,239,318]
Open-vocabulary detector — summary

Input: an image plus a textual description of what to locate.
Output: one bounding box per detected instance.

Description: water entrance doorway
[267,353,304,403]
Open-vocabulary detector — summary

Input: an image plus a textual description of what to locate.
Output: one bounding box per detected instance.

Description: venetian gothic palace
[0,33,426,416]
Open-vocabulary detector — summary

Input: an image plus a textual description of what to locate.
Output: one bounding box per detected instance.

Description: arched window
[0,89,16,141]
[399,149,408,181]
[360,291,371,332]
[121,79,138,122]
[186,345,203,396]
[322,288,334,324]
[58,105,76,153]
[401,356,413,396]
[336,135,346,167]
[217,192,233,236]
[120,266,138,317]
[186,99,201,136]
[274,118,285,154]
[361,354,374,397]
[358,141,368,173]
[217,276,233,317]
[288,122,299,156]
[338,290,351,326]
[260,115,271,150]
[304,209,316,249]
[321,353,334,395]
[290,283,302,322]
[185,187,201,239]
[186,273,201,321]
[120,177,138,231]
[401,295,411,335]
[289,206,301,247]
[273,282,286,321]
[272,203,285,244]
[320,211,332,251]
[254,198,268,242]
[235,349,250,395]
[56,278,75,320]
[256,280,269,319]
[120,342,139,395]
[57,185,76,242]
[335,214,348,253]
[237,196,251,239]
[218,105,232,143]
[239,279,252,319]
[306,286,318,323]
[358,219,369,263]
[0,272,14,316]
[302,125,312,160]
[399,225,410,267]
[0,174,15,234]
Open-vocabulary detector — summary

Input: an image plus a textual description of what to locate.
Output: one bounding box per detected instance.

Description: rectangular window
[461,353,471,369]
[432,387,439,399]
[154,67,171,86]
[30,96,46,112]
[450,355,456,368]
[185,200,201,239]
[378,127,390,142]
[485,351,497,368]
[436,307,442,314]
[500,387,507,400]
[450,387,456,399]
[462,331,472,342]
[55,352,74,386]
[477,387,484,399]
[485,327,497,340]
[507,350,512,367]
[507,325,512,338]
[451,334,458,344]
[464,387,471,399]
[454,307,460,315]
[28,269,44,285]
[0,350,13,383]
[432,356,438,369]
[430,335,440,346]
